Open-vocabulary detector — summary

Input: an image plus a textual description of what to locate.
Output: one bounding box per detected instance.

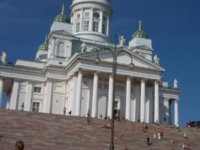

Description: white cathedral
[0,0,180,125]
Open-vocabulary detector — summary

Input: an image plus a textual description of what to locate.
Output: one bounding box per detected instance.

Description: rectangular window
[102,24,106,34]
[114,101,118,109]
[77,14,80,19]
[85,12,89,18]
[93,21,99,32]
[32,102,40,112]
[34,87,41,93]
[83,20,89,31]
[76,22,80,32]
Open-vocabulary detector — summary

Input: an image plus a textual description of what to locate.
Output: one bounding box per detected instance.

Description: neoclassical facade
[0,0,180,125]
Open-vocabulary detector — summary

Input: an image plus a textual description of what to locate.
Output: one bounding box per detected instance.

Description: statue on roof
[173,79,178,88]
[119,35,125,47]
[153,54,159,65]
[81,42,87,52]
[1,51,7,64]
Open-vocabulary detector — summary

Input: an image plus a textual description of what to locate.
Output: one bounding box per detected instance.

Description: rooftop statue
[119,35,125,47]
[173,79,178,88]
[81,42,87,52]
[1,51,6,64]
[153,54,159,65]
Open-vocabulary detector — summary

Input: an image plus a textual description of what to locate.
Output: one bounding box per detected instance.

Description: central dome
[72,0,111,7]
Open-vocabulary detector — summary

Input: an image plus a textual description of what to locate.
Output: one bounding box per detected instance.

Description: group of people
[153,130,164,140]
[182,143,192,149]
[63,107,72,115]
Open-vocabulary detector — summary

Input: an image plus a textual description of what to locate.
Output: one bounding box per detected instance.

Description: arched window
[57,42,65,57]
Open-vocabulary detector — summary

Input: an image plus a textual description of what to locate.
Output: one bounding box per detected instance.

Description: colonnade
[0,73,179,125]
[72,71,163,124]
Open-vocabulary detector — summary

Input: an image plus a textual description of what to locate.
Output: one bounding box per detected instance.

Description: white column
[164,98,169,124]
[10,80,19,110]
[72,11,76,33]
[99,10,103,33]
[48,38,56,59]
[80,9,84,32]
[75,71,83,116]
[107,74,113,118]
[174,99,179,126]
[24,82,33,111]
[43,81,53,113]
[0,78,3,108]
[145,98,150,123]
[89,9,94,32]
[92,72,98,117]
[125,77,131,120]
[106,16,110,36]
[140,79,145,122]
[154,80,159,123]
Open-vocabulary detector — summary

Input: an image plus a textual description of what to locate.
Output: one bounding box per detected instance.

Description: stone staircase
[0,109,199,150]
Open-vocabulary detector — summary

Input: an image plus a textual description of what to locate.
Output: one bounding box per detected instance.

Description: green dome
[54,4,70,23]
[38,43,48,51]
[38,37,48,51]
[132,20,149,39]
[54,14,70,23]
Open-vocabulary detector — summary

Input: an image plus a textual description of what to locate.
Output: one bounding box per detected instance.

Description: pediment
[80,48,164,72]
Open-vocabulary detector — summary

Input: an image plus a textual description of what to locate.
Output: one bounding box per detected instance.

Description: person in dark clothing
[146,136,151,145]
[15,140,24,150]
[68,110,72,115]
[63,107,66,115]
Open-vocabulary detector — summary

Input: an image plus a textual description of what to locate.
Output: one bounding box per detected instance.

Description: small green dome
[38,43,48,51]
[7,61,13,65]
[38,37,48,51]
[54,4,70,23]
[54,14,70,23]
[132,20,149,39]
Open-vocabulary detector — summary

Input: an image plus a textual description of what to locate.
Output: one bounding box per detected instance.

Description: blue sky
[0,0,200,125]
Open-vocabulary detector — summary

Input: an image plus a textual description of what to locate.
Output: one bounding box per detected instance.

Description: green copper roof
[132,20,149,39]
[38,37,48,51]
[54,4,70,23]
